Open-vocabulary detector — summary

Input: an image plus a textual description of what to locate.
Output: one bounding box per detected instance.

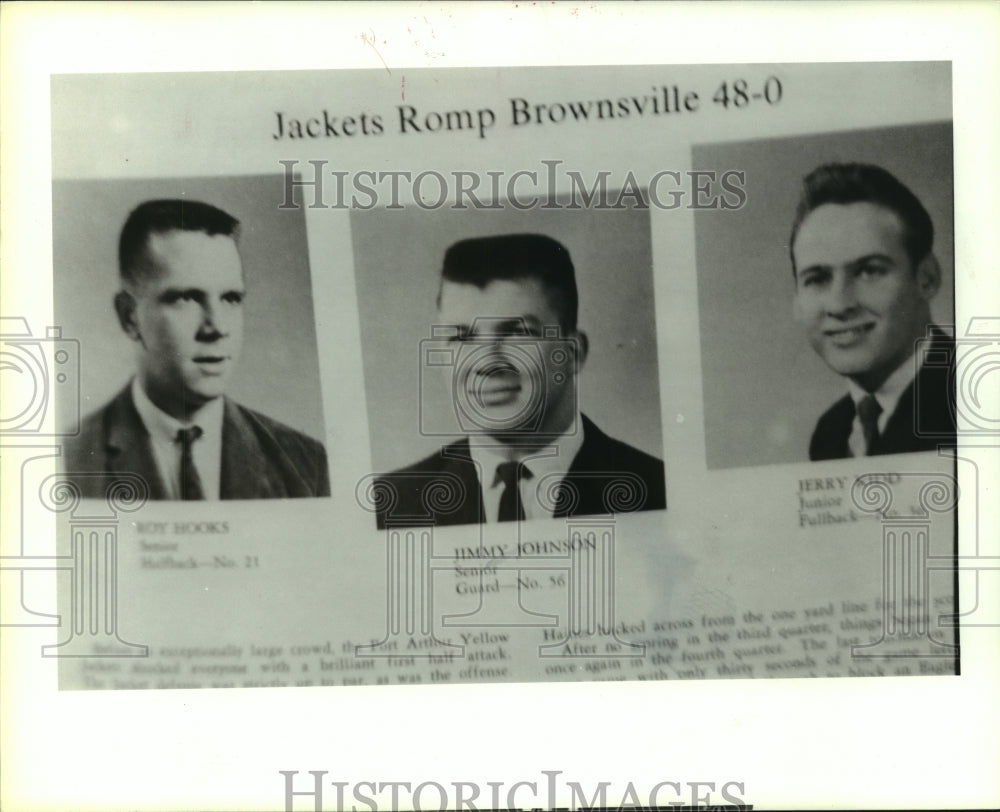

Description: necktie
[176,426,205,500]
[495,461,533,522]
[857,394,882,456]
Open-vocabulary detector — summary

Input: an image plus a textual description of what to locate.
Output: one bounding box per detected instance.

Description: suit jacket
[62,385,330,500]
[809,329,957,461]
[374,415,666,527]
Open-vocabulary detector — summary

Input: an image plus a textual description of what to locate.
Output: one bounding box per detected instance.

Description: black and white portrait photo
[53,175,330,500]
[693,121,955,469]
[351,204,667,526]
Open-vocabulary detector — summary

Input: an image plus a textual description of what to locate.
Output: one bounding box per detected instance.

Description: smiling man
[790,163,956,460]
[375,233,665,527]
[64,199,329,500]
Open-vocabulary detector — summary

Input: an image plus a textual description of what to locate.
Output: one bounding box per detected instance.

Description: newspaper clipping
[24,61,965,693]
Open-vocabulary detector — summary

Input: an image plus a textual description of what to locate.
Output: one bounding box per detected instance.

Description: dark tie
[857,394,883,456]
[495,461,533,522]
[176,426,205,500]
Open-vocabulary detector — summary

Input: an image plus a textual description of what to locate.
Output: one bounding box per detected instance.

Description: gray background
[351,204,664,473]
[694,121,954,470]
[52,174,326,442]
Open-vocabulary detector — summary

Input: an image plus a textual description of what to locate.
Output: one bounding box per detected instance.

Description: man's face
[120,230,245,419]
[437,277,584,441]
[792,201,939,392]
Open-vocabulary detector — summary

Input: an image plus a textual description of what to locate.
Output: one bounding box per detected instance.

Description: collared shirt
[845,351,922,457]
[131,378,224,499]
[468,419,586,522]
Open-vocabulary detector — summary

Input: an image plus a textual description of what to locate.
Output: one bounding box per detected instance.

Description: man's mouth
[470,367,522,407]
[824,323,875,348]
[192,355,229,372]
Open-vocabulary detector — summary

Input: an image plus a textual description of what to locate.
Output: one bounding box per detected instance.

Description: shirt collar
[131,377,225,442]
[468,416,586,490]
[845,349,922,423]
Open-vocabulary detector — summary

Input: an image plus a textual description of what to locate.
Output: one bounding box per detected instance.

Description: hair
[118,199,241,283]
[789,162,934,273]
[439,233,579,333]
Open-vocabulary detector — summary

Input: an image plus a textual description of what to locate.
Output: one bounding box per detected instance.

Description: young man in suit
[790,163,956,460]
[63,199,329,500]
[375,233,665,527]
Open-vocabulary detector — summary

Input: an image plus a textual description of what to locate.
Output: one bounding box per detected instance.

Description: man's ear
[915,253,942,301]
[114,290,141,341]
[573,330,589,372]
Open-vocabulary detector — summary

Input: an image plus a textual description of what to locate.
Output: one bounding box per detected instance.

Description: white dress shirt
[845,351,922,457]
[468,420,586,522]
[131,378,225,499]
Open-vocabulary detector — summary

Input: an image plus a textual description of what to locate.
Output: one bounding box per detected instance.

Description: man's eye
[858,263,888,277]
[223,292,245,305]
[800,273,827,288]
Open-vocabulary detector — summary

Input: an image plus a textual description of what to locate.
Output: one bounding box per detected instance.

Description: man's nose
[825,272,859,316]
[196,301,230,339]
[472,339,516,371]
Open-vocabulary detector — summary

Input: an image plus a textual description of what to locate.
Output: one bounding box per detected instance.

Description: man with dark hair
[64,199,329,500]
[790,163,956,460]
[375,233,665,527]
